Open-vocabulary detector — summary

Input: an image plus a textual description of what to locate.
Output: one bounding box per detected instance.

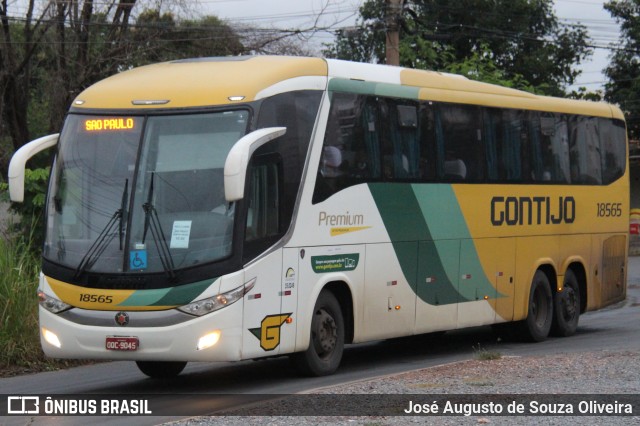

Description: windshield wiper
[142,172,177,281]
[74,179,128,279]
[119,178,129,250]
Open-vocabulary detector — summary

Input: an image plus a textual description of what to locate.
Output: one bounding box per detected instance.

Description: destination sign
[85,118,135,132]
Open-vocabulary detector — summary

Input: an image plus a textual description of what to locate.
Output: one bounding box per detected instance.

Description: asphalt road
[1,257,639,426]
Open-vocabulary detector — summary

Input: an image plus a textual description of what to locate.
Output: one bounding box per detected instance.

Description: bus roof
[72,55,623,120]
[72,56,328,110]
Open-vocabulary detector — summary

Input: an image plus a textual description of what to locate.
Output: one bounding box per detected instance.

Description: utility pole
[385,0,404,66]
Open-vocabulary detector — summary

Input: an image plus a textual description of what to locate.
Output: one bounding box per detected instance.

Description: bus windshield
[44,111,250,276]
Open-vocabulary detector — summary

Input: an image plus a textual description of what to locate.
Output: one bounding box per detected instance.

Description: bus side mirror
[8,133,59,202]
[224,127,286,202]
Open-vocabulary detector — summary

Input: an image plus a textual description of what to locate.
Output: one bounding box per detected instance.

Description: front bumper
[39,300,244,362]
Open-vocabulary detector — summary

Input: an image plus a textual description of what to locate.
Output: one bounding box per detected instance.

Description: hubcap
[561,287,577,320]
[312,308,337,358]
[532,286,548,328]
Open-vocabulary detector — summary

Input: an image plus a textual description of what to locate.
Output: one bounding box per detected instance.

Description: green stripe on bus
[119,278,214,307]
[118,287,170,306]
[368,183,502,306]
[329,78,420,100]
[413,185,502,302]
[151,279,214,306]
[418,240,461,305]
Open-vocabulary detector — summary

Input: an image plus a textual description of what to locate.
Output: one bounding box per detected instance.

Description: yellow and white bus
[9,56,628,378]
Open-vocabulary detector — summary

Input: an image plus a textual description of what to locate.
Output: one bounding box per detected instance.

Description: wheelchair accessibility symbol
[130,250,148,270]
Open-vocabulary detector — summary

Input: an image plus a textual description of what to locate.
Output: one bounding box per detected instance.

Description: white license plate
[106,336,139,351]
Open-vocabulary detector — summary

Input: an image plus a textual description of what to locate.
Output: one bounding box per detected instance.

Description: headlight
[178,278,256,317]
[38,289,71,313]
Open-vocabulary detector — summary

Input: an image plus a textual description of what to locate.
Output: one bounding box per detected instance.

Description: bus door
[240,155,293,359]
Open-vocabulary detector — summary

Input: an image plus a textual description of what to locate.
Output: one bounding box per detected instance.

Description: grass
[473,344,502,361]
[0,219,92,376]
[0,224,43,370]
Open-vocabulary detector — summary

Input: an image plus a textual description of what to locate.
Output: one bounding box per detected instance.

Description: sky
[201,0,621,93]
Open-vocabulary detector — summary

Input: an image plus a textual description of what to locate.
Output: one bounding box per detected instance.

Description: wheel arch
[296,274,356,352]
[515,259,556,322]
[537,263,557,291]
[322,280,354,344]
[564,261,588,314]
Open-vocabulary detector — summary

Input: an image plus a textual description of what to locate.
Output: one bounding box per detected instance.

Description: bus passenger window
[569,116,602,184]
[599,118,627,184]
[389,103,420,180]
[482,108,525,182]
[533,113,571,183]
[313,93,382,204]
[436,104,484,182]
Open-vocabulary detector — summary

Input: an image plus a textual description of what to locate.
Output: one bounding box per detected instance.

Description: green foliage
[0,225,90,374]
[323,0,386,63]
[0,225,42,369]
[1,3,247,158]
[1,167,49,250]
[325,0,591,95]
[604,0,640,139]
[443,43,536,93]
[473,344,502,361]
[568,87,604,102]
[0,135,12,179]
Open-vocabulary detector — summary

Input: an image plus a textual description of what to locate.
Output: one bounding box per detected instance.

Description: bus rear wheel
[551,269,580,337]
[292,291,344,376]
[522,270,553,342]
[136,361,187,378]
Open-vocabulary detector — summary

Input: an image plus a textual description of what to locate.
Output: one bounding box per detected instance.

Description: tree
[44,2,243,134]
[0,1,55,153]
[237,25,317,56]
[324,0,591,95]
[132,11,244,65]
[0,0,246,175]
[444,43,535,92]
[604,0,640,139]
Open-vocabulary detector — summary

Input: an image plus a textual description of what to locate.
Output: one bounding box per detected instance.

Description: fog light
[42,328,61,348]
[197,331,220,351]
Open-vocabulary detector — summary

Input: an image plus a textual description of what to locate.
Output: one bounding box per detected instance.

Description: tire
[292,291,345,376]
[551,269,581,337]
[521,270,553,342]
[136,361,187,378]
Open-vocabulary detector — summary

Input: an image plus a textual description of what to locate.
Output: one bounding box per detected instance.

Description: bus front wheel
[292,291,344,376]
[551,269,580,337]
[136,361,187,378]
[522,270,553,342]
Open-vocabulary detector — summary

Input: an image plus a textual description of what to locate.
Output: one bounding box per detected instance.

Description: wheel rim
[312,308,337,359]
[532,286,548,328]
[560,286,578,321]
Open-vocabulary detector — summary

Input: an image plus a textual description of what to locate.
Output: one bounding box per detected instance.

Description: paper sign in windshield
[170,221,192,249]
